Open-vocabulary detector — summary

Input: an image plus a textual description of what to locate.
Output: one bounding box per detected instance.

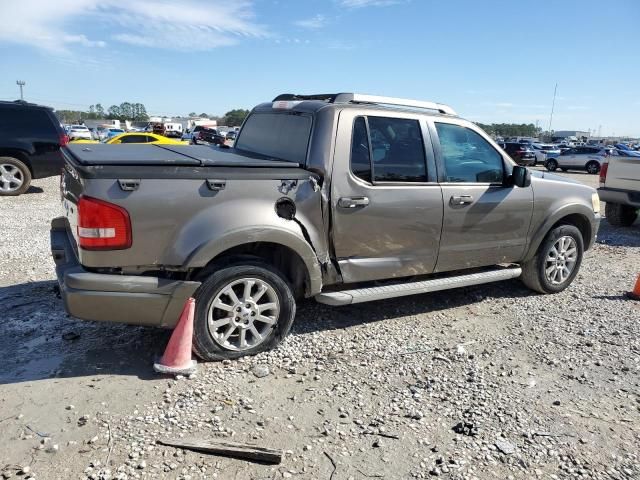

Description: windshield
[235,112,312,163]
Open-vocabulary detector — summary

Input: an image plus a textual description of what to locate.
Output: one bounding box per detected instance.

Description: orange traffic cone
[627,274,640,301]
[153,297,198,375]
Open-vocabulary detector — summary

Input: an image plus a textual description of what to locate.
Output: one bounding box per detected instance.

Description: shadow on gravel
[292,279,532,335]
[24,185,44,194]
[0,280,168,386]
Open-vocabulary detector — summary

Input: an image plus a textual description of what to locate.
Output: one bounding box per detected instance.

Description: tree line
[55,103,250,127]
[475,123,542,138]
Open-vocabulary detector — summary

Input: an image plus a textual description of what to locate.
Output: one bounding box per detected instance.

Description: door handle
[450,195,474,205]
[338,196,370,208]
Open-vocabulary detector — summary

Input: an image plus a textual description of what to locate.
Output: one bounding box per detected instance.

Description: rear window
[0,106,57,137]
[235,112,312,163]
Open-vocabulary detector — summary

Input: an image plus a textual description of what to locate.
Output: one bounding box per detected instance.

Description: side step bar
[315,266,522,306]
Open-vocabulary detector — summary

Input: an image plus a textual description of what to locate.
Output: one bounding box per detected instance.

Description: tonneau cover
[64,144,300,168]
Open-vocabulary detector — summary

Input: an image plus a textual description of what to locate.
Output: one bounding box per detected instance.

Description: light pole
[547,83,557,134]
[16,80,25,101]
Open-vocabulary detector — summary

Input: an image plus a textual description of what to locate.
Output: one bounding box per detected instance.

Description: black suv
[191,127,226,146]
[0,100,67,195]
[499,142,536,166]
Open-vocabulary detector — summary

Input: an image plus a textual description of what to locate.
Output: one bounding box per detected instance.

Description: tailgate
[607,156,640,192]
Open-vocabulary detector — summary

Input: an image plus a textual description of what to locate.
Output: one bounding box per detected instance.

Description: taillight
[599,161,609,187]
[59,133,69,146]
[77,196,132,250]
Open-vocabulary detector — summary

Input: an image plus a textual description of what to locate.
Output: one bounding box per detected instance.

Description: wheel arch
[0,149,33,175]
[185,229,323,298]
[523,205,595,261]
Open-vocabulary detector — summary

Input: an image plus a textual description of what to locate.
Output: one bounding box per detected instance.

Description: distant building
[552,130,589,142]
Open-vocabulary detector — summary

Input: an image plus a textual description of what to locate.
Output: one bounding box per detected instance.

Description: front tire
[520,224,584,294]
[0,157,31,196]
[192,263,296,361]
[545,159,558,172]
[605,202,638,227]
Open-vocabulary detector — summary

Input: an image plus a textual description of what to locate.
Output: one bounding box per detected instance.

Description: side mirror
[512,165,531,188]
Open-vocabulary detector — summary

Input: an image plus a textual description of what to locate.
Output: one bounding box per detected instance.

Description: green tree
[95,103,105,117]
[223,109,250,127]
[199,112,209,119]
[188,112,197,117]
[107,105,121,119]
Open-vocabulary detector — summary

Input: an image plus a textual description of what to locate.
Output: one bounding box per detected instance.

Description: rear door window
[349,116,427,183]
[0,107,56,137]
[435,122,504,183]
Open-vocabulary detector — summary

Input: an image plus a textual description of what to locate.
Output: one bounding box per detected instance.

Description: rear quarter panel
[605,156,640,191]
[75,176,325,274]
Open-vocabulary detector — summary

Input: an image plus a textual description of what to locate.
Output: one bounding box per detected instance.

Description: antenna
[16,80,25,101]
[547,83,557,133]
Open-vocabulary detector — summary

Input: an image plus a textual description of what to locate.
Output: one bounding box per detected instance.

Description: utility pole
[547,83,557,134]
[16,80,25,101]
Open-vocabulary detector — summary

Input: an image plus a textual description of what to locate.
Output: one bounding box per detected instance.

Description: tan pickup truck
[598,152,640,226]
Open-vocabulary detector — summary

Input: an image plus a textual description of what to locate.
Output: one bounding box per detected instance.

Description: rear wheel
[0,157,31,196]
[192,263,296,361]
[605,202,638,227]
[545,159,558,172]
[586,161,600,174]
[520,224,583,294]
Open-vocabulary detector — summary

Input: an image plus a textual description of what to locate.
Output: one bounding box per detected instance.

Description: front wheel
[192,263,296,361]
[520,224,584,294]
[545,159,558,172]
[605,202,638,227]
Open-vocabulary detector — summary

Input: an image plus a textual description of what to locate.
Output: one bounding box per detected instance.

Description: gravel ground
[0,171,638,480]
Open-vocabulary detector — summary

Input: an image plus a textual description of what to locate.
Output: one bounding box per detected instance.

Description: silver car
[545,146,608,174]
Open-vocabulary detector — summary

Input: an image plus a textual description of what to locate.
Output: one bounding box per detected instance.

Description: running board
[315,266,522,306]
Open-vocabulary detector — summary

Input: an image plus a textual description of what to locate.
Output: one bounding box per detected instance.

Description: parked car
[51,92,600,360]
[70,133,188,145]
[68,125,92,140]
[545,146,608,174]
[527,144,558,166]
[192,127,226,146]
[0,100,68,196]
[500,142,536,166]
[105,128,125,139]
[226,130,237,141]
[598,153,639,226]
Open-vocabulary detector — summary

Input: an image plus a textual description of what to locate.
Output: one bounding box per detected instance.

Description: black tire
[520,224,584,294]
[605,202,638,227]
[586,161,600,175]
[0,156,31,196]
[192,263,296,361]
[545,159,558,172]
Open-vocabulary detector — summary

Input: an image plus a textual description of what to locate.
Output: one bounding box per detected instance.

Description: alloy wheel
[206,278,280,351]
[544,236,578,285]
[0,163,24,193]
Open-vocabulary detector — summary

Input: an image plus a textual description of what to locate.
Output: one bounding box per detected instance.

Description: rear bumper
[517,157,536,166]
[50,216,201,328]
[598,187,640,208]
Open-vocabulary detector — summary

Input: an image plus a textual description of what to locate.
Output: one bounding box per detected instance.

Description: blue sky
[0,0,638,136]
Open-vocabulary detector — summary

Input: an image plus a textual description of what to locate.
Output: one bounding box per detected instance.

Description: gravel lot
[1,171,638,480]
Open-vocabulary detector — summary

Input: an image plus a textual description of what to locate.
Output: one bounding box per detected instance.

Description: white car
[530,143,561,165]
[545,146,609,174]
[68,125,92,140]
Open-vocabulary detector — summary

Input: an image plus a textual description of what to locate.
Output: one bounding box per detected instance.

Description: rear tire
[0,157,31,196]
[605,202,638,227]
[192,263,296,361]
[586,161,600,174]
[520,224,584,294]
[545,159,558,172]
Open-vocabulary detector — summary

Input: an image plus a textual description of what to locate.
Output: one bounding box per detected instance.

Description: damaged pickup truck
[51,93,600,360]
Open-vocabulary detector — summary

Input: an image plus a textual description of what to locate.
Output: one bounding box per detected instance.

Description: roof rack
[272,93,456,115]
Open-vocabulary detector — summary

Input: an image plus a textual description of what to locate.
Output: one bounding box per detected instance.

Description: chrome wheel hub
[545,236,578,285]
[0,164,23,192]
[207,278,279,351]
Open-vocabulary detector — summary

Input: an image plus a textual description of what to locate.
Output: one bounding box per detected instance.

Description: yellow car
[70,133,188,145]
